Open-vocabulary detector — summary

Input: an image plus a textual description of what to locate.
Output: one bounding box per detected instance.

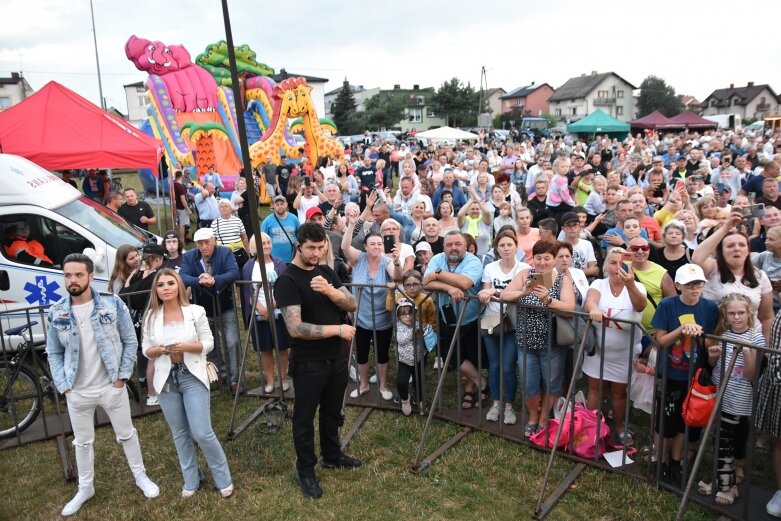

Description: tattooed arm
[281,305,355,340]
[310,275,358,312]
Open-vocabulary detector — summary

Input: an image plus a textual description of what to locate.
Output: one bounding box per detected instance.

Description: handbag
[423,324,437,353]
[682,368,717,428]
[504,302,518,329]
[206,361,220,384]
[215,218,249,269]
[555,315,575,346]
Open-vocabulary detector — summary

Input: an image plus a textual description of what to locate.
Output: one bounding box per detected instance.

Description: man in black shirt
[118,188,156,231]
[527,177,551,227]
[276,223,360,499]
[173,171,191,240]
[413,217,444,255]
[354,156,377,210]
[276,155,292,195]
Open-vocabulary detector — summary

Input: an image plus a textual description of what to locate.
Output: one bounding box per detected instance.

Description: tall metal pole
[89,0,105,109]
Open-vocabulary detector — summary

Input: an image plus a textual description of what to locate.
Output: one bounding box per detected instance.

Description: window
[616,106,623,115]
[617,90,624,98]
[0,97,10,109]
[416,96,425,105]
[409,108,422,123]
[555,108,562,117]
[137,94,146,108]
[571,107,577,116]
[597,90,608,98]
[427,109,436,117]
[0,214,93,269]
[516,98,523,106]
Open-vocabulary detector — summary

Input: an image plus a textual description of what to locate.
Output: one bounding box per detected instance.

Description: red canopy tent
[658,111,718,130]
[0,81,161,173]
[629,111,674,130]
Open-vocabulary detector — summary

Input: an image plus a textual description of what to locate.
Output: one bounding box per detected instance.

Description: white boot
[62,443,95,516]
[120,429,160,499]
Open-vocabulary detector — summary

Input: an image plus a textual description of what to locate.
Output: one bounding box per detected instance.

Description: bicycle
[0,321,139,438]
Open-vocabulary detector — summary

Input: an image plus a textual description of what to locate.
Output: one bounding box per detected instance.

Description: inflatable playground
[125,35,343,199]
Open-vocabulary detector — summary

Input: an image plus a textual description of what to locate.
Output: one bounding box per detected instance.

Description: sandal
[479,385,490,405]
[461,392,477,409]
[715,486,738,506]
[697,480,713,496]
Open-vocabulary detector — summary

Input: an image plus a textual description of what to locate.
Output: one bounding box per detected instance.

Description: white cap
[415,242,432,253]
[193,228,215,241]
[675,264,707,285]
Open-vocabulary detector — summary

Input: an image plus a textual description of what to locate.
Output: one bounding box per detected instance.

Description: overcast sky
[2,0,778,115]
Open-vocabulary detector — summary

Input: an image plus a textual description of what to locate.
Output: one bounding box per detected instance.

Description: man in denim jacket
[46,253,159,516]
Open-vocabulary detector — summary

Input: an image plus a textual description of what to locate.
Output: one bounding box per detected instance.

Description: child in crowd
[493,202,517,235]
[394,300,430,416]
[386,270,437,329]
[704,293,762,505]
[584,174,607,218]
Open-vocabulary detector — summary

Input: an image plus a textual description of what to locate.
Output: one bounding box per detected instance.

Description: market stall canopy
[657,111,719,130]
[415,126,480,140]
[629,111,675,130]
[566,109,630,136]
[0,81,161,173]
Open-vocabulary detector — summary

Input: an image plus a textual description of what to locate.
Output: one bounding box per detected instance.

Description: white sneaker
[401,399,412,416]
[503,408,517,425]
[369,374,378,384]
[349,387,369,399]
[380,388,393,401]
[145,395,159,407]
[135,473,160,499]
[61,487,95,516]
[768,490,781,517]
[486,404,500,422]
[349,365,358,382]
[181,488,197,498]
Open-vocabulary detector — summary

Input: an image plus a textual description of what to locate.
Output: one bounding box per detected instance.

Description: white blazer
[141,304,214,393]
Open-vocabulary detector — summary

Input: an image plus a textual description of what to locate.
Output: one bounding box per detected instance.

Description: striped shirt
[211,216,245,248]
[711,328,765,416]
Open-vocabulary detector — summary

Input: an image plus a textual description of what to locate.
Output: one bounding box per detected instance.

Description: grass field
[0,171,717,520]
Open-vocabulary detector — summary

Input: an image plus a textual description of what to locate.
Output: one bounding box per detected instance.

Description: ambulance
[0,154,149,343]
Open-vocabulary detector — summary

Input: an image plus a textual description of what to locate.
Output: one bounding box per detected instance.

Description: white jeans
[67,385,136,446]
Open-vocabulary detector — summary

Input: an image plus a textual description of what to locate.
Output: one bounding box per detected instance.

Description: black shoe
[296,472,322,499]
[320,454,363,470]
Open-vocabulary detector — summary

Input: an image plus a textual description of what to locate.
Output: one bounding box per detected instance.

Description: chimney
[413,84,419,90]
[729,83,734,89]
[393,84,400,90]
[748,81,754,87]
[591,71,597,76]
[531,81,535,86]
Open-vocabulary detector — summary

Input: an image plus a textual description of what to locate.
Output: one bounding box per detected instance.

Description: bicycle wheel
[0,363,42,438]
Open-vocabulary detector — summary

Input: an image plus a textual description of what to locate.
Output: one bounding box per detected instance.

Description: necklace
[610,283,623,297]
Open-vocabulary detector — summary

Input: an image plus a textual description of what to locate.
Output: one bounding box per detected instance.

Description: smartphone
[383,235,395,254]
[529,272,544,288]
[442,302,457,325]
[622,252,632,272]
[716,182,725,195]
[675,180,685,192]
[740,203,765,218]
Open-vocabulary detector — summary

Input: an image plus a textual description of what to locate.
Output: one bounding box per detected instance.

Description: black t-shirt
[274,263,346,361]
[118,201,155,230]
[319,201,346,216]
[174,181,187,210]
[355,167,376,190]
[414,236,444,255]
[276,164,292,188]
[649,246,693,288]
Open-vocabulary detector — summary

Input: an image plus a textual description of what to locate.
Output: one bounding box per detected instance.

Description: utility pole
[89,0,105,109]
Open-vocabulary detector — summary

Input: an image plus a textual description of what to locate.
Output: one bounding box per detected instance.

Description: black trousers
[291,357,348,474]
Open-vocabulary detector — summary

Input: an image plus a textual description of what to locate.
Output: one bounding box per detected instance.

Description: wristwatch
[545,295,553,305]
[435,268,442,275]
[494,289,501,298]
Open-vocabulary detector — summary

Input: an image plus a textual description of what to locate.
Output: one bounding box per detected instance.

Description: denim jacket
[45,287,138,394]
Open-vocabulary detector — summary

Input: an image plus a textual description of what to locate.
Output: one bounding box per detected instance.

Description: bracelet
[339,325,343,338]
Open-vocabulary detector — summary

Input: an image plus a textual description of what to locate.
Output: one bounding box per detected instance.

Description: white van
[0,154,149,342]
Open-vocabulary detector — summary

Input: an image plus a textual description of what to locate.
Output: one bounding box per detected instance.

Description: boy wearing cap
[647,263,718,485]
[559,212,598,276]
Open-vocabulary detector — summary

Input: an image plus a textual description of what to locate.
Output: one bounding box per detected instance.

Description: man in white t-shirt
[46,254,159,516]
[560,212,598,277]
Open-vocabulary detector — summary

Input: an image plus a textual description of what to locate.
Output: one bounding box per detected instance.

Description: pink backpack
[530,404,619,459]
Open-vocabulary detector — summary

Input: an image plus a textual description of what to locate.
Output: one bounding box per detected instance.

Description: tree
[361,93,407,131]
[431,78,481,127]
[331,80,358,135]
[638,75,683,117]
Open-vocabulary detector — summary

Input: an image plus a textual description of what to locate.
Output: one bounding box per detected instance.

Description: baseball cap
[675,264,707,285]
[560,212,579,225]
[306,207,324,220]
[415,242,432,253]
[163,230,179,240]
[652,155,664,163]
[272,195,287,203]
[193,228,215,241]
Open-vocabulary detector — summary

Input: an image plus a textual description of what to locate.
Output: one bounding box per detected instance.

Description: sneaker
[181,488,197,498]
[145,395,159,407]
[219,483,234,498]
[369,374,378,384]
[503,408,517,425]
[349,387,369,399]
[401,399,412,416]
[61,487,95,516]
[617,431,634,446]
[380,388,393,401]
[486,404,500,422]
[135,473,160,499]
[768,490,781,517]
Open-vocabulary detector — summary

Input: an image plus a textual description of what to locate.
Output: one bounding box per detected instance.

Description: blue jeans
[158,366,232,491]
[518,344,566,398]
[482,332,517,403]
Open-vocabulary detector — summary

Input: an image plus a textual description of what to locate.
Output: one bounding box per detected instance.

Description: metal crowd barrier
[2,278,776,521]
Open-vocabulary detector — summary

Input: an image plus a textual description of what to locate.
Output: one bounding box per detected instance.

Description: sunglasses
[629,245,650,252]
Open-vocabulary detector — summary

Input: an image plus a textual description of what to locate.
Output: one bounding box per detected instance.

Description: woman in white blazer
[142,268,233,498]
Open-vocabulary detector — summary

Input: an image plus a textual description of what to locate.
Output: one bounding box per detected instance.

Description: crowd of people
[44,125,781,514]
